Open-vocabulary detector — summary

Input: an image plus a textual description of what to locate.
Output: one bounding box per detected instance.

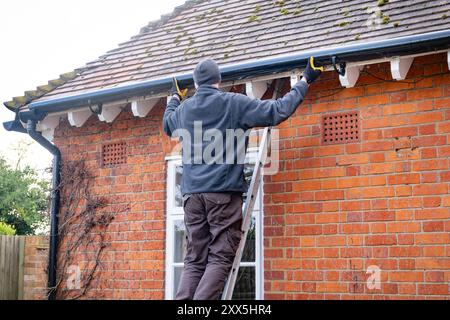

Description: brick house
[3,0,450,299]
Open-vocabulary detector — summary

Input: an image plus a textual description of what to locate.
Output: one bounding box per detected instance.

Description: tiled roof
[4,0,450,110]
[3,70,81,111]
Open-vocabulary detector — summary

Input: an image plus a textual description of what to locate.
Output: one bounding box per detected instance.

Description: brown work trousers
[175,192,243,300]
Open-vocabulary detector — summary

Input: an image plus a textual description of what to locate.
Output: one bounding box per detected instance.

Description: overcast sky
[0,0,185,174]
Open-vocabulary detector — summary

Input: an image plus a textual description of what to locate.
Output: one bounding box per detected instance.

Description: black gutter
[3,114,27,134]
[24,29,450,115]
[26,120,60,300]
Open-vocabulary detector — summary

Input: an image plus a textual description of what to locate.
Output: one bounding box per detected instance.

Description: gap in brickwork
[321,111,360,145]
[101,142,127,167]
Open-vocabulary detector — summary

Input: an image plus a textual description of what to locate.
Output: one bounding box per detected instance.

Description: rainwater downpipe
[26,119,61,300]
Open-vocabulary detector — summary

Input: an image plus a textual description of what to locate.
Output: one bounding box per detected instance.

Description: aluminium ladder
[221,126,272,300]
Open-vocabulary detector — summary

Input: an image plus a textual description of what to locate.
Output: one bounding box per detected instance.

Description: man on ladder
[163,57,323,300]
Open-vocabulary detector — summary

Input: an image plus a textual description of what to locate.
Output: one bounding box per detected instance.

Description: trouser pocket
[203,193,232,205]
[226,227,242,253]
[182,194,192,208]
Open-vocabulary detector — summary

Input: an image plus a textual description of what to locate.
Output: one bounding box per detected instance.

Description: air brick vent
[102,142,127,167]
[322,111,360,145]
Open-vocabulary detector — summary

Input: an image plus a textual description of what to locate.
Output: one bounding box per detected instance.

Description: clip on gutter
[24,29,450,115]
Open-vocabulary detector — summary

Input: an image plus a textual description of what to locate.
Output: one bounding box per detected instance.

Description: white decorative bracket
[39,115,60,131]
[41,129,55,142]
[132,99,159,118]
[37,115,60,142]
[290,73,302,88]
[246,81,268,99]
[98,104,122,123]
[447,51,450,71]
[68,109,92,127]
[339,65,361,88]
[391,56,414,80]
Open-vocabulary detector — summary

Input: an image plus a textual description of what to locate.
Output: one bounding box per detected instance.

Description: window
[165,153,263,299]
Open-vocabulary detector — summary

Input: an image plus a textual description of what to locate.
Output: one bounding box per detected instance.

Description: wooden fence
[0,236,25,300]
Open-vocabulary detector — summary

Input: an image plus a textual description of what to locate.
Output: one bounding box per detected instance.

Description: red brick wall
[53,52,449,300]
[54,102,169,299]
[264,52,450,299]
[23,236,49,300]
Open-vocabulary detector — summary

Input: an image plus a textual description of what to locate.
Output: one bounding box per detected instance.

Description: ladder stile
[221,126,272,300]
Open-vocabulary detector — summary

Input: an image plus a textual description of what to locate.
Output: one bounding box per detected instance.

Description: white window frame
[164,153,264,300]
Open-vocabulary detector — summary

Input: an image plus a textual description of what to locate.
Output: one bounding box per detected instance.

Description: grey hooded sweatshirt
[163,81,309,195]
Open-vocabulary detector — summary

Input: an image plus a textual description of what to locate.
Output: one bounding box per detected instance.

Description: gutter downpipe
[26,119,61,300]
